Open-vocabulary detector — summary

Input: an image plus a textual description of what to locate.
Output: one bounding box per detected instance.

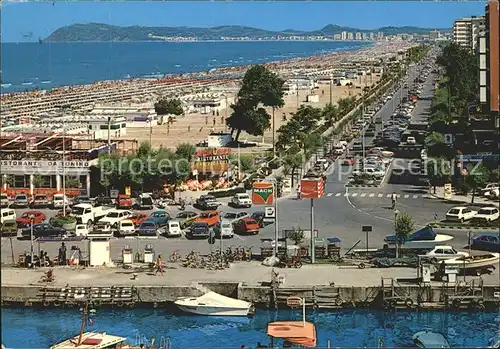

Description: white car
[472,207,499,222]
[445,206,477,222]
[222,211,248,223]
[407,137,416,145]
[165,220,182,237]
[52,194,69,209]
[99,210,133,227]
[117,219,136,237]
[425,245,469,261]
[487,188,499,199]
[481,183,499,195]
[316,158,329,170]
[74,224,89,237]
[231,193,252,208]
[214,220,234,238]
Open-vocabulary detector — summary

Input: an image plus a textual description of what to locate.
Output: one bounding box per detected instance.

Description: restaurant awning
[267,321,317,347]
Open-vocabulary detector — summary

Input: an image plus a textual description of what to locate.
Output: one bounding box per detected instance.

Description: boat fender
[475,300,485,310]
[117,301,124,308]
[452,299,461,308]
[335,297,343,306]
[127,302,135,308]
[43,300,50,307]
[153,302,159,308]
[53,300,61,307]
[389,300,397,309]
[358,263,366,269]
[405,298,413,308]
[24,300,32,307]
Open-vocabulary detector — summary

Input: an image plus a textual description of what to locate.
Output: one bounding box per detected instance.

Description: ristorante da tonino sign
[1,160,91,174]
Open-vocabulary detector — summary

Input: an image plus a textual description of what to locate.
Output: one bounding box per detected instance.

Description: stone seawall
[2,282,499,311]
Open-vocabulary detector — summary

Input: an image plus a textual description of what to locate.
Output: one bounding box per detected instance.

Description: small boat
[51,332,128,349]
[385,226,453,250]
[174,291,255,317]
[443,252,499,270]
[412,330,450,348]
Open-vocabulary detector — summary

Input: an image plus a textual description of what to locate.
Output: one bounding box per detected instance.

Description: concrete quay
[2,263,499,311]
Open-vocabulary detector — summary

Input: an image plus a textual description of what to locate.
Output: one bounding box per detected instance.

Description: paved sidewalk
[2,262,499,287]
[429,187,499,208]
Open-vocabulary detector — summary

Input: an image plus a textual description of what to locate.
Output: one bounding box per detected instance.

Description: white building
[453,16,485,52]
[341,31,348,40]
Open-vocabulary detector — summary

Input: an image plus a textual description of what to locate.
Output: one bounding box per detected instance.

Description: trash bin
[326,237,342,261]
[122,245,133,265]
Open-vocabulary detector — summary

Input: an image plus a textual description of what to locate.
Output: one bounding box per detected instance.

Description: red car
[16,211,46,227]
[129,213,149,227]
[116,195,133,209]
[342,157,356,166]
[233,218,260,235]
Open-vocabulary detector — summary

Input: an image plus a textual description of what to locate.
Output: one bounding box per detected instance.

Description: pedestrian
[221,115,224,124]
[167,124,170,135]
[213,118,216,126]
[216,110,219,117]
[155,255,164,276]
[205,116,208,125]
[188,125,191,132]
[59,242,67,266]
[391,192,397,209]
[199,127,203,133]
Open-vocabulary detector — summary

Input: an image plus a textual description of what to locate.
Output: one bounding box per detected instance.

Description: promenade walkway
[429,186,499,208]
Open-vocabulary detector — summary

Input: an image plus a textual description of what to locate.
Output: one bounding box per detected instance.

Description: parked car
[196,195,221,210]
[20,223,66,239]
[342,157,356,166]
[233,218,260,235]
[175,211,198,229]
[16,210,45,227]
[221,211,248,223]
[424,245,469,261]
[115,219,136,237]
[30,194,51,208]
[445,206,477,222]
[134,194,154,210]
[165,220,182,237]
[73,195,92,205]
[1,208,17,224]
[471,232,499,252]
[128,213,149,227]
[94,196,115,207]
[194,211,220,227]
[52,194,69,209]
[213,220,234,239]
[1,220,18,237]
[0,193,10,208]
[99,210,133,227]
[406,136,416,145]
[74,224,89,237]
[13,193,29,208]
[472,207,499,222]
[136,220,161,238]
[185,222,210,239]
[116,194,133,209]
[230,193,252,208]
[148,210,171,226]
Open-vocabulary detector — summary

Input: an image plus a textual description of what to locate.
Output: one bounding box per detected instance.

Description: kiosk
[88,237,112,266]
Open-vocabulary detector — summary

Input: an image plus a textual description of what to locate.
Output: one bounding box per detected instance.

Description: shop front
[0,159,94,197]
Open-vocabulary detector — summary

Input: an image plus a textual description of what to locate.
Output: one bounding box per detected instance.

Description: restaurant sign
[191,148,231,174]
[1,160,91,174]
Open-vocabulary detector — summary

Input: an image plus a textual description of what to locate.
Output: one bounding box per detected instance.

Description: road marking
[351,193,358,197]
[344,193,349,196]
[234,234,245,241]
[378,193,384,198]
[369,193,375,197]
[327,193,333,197]
[360,193,366,197]
[404,194,409,199]
[335,193,341,197]
[386,194,391,198]
[413,195,419,199]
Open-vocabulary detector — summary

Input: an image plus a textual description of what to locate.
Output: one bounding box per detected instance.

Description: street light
[29,214,35,266]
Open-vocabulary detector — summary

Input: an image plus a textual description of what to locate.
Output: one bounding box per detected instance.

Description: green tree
[425,132,447,157]
[394,212,415,258]
[289,227,305,245]
[64,176,80,188]
[154,98,184,116]
[175,143,196,162]
[0,174,14,189]
[282,151,303,187]
[226,65,284,141]
[490,168,500,183]
[322,103,339,126]
[32,174,44,191]
[426,157,452,193]
[466,165,491,203]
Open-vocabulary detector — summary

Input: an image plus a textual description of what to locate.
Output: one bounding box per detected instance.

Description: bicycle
[169,250,181,263]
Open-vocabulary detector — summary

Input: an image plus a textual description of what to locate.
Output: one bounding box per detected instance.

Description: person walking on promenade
[188,125,191,132]
[205,115,208,125]
[155,255,164,276]
[391,192,397,209]
[213,118,216,127]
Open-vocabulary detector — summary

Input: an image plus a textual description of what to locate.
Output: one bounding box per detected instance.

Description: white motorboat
[443,252,499,270]
[385,226,453,250]
[174,291,255,317]
[413,330,450,348]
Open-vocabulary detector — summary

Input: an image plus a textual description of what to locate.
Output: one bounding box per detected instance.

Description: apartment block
[347,32,354,40]
[369,32,375,40]
[429,30,441,40]
[341,31,347,40]
[453,16,485,52]
[355,32,362,40]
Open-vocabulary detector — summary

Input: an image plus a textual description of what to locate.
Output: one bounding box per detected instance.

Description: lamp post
[29,214,35,265]
[329,74,333,106]
[62,115,67,217]
[394,208,400,258]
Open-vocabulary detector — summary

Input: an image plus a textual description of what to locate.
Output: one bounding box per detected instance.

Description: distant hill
[45,23,450,42]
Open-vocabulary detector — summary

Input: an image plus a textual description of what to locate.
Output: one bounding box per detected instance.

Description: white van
[166,220,182,237]
[52,194,69,209]
[0,208,16,224]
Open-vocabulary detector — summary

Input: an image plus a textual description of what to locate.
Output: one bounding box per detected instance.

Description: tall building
[429,30,441,40]
[341,31,347,40]
[453,16,485,52]
[485,0,499,125]
[369,32,375,40]
[377,32,384,40]
[362,32,368,40]
[347,32,354,40]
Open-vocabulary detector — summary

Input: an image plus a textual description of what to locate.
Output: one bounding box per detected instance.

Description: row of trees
[98,142,196,193]
[1,174,80,190]
[154,98,184,116]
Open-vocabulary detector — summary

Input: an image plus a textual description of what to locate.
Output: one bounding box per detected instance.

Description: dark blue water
[2,308,499,348]
[1,41,369,93]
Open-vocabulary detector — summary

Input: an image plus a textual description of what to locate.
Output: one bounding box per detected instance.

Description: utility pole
[273,181,279,258]
[107,116,111,155]
[329,74,333,106]
[310,198,315,264]
[62,115,66,217]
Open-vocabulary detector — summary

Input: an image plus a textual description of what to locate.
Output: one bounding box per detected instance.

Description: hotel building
[453,16,485,52]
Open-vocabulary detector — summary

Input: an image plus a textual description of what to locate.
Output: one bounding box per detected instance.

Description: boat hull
[175,303,253,317]
[444,253,499,270]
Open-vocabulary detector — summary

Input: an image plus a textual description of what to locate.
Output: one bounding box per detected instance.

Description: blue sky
[1,1,487,42]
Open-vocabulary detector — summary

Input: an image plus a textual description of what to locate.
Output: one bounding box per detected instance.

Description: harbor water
[2,308,499,348]
[1,41,370,92]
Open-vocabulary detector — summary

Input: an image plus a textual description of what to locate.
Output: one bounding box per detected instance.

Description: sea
[0,41,371,93]
[1,308,499,348]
